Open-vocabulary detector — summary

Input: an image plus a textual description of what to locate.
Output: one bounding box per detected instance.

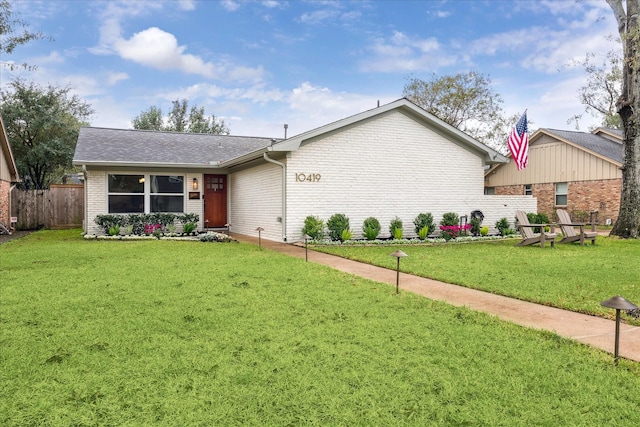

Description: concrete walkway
[231,233,640,363]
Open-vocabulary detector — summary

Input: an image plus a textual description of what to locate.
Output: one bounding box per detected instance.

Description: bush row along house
[0,114,19,233]
[73,98,537,241]
[485,128,622,225]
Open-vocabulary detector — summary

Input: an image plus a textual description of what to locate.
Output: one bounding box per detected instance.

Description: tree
[0,79,93,189]
[568,47,623,130]
[403,71,510,152]
[607,0,640,238]
[0,0,46,70]
[132,106,163,131]
[132,99,230,134]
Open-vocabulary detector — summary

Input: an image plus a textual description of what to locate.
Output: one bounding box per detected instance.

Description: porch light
[600,295,638,366]
[389,250,408,294]
[192,177,198,190]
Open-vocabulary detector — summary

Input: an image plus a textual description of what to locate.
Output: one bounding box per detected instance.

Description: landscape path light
[389,250,408,294]
[600,295,638,366]
[255,227,264,250]
[303,234,311,262]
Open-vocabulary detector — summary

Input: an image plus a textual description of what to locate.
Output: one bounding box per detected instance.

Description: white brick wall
[229,162,283,242]
[84,169,204,235]
[284,110,528,241]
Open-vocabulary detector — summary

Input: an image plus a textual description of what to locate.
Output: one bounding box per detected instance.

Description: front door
[203,174,227,228]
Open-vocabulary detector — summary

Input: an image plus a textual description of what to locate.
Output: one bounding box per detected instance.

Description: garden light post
[256,227,264,250]
[303,234,311,262]
[600,295,638,366]
[389,250,408,294]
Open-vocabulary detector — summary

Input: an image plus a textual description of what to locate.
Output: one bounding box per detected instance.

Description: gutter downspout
[263,152,287,242]
[9,183,16,231]
[82,165,88,234]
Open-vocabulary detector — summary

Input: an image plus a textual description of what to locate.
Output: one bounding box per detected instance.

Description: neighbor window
[108,174,185,214]
[108,174,144,213]
[524,184,532,196]
[555,182,568,206]
[484,187,495,195]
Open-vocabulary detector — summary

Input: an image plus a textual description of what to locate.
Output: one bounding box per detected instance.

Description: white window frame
[107,173,186,214]
[555,182,568,206]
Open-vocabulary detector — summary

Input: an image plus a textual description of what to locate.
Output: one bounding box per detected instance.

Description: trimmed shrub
[302,215,324,240]
[327,213,350,241]
[526,212,550,233]
[362,217,381,240]
[495,217,511,236]
[389,217,403,238]
[480,226,489,236]
[414,213,435,236]
[470,217,481,236]
[439,212,460,239]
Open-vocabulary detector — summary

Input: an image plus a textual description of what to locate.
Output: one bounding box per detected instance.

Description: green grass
[1,230,639,426]
[315,237,640,322]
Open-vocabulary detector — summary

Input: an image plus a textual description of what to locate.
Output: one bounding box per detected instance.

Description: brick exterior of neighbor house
[494,178,621,224]
[485,128,623,226]
[0,179,10,225]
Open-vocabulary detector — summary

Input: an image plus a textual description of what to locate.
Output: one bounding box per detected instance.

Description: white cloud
[106,72,129,86]
[221,1,241,12]
[178,0,196,11]
[89,3,264,82]
[360,31,455,73]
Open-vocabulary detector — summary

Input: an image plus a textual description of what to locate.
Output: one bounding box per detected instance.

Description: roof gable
[270,98,507,165]
[0,114,19,182]
[532,128,622,165]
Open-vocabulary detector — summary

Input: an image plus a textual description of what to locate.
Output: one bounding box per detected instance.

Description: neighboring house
[0,114,20,231]
[73,98,537,242]
[485,128,622,224]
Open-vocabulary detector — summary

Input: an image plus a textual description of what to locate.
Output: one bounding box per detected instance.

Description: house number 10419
[295,173,321,182]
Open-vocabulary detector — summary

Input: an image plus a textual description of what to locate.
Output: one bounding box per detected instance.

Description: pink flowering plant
[144,223,162,236]
[439,224,472,240]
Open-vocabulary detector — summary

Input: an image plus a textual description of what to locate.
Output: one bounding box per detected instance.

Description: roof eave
[73,160,222,169]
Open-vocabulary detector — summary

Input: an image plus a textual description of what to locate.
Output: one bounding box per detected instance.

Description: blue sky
[1,0,619,138]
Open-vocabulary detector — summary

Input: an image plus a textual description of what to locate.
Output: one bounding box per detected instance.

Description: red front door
[203,174,227,228]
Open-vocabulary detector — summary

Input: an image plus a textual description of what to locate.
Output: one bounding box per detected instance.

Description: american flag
[508,112,529,170]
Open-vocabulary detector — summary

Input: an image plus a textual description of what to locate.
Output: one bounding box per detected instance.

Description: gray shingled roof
[73,127,275,167]
[540,128,623,164]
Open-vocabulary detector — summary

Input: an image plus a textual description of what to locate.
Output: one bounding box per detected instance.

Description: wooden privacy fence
[11,184,84,230]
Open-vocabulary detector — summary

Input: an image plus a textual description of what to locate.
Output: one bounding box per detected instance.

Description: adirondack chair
[556,209,597,245]
[515,210,557,248]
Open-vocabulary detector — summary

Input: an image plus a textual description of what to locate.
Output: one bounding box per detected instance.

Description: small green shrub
[362,217,381,240]
[389,217,403,238]
[413,213,436,236]
[183,222,197,235]
[526,212,550,233]
[418,225,429,240]
[480,226,489,236]
[470,217,481,236]
[302,215,324,240]
[495,217,510,236]
[95,214,125,234]
[440,212,459,227]
[341,228,353,242]
[393,227,403,240]
[108,225,120,236]
[327,213,350,241]
[124,225,134,235]
[179,213,199,225]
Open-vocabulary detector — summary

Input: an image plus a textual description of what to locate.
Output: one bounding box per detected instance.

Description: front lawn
[314,237,640,321]
[1,230,639,426]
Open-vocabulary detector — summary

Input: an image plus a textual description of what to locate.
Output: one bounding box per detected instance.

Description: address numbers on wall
[295,173,321,182]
